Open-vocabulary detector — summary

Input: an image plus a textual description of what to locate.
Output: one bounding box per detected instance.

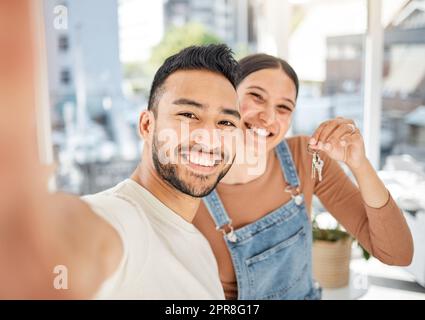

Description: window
[289,0,367,136]
[58,34,69,52]
[60,68,71,85]
[380,0,425,168]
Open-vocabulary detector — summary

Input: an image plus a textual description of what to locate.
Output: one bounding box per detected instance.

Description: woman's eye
[218,120,236,127]
[277,105,292,112]
[178,112,197,119]
[249,92,264,102]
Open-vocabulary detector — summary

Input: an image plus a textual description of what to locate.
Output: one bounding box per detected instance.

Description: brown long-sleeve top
[193,135,413,300]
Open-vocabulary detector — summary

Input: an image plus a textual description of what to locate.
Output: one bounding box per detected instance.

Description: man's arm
[0,0,123,299]
[44,194,124,298]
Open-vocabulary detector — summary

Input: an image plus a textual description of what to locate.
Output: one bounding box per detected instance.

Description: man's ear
[138,110,155,140]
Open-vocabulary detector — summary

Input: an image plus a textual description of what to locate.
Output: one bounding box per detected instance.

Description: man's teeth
[251,126,271,137]
[182,152,217,167]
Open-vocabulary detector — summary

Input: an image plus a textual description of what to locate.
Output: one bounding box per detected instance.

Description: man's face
[148,70,240,198]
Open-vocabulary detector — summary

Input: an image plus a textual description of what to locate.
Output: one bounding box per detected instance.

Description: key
[315,157,324,182]
[308,144,324,182]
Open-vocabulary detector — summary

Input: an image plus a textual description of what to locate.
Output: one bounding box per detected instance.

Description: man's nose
[192,126,222,150]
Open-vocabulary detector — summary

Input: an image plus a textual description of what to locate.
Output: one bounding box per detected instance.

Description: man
[0,3,241,298]
[84,44,241,299]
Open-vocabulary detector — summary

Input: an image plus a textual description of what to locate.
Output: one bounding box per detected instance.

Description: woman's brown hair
[238,53,299,99]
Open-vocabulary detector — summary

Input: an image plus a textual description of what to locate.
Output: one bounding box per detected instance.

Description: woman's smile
[244,121,275,138]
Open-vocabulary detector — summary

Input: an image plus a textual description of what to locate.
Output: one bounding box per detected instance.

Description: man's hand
[0,0,67,298]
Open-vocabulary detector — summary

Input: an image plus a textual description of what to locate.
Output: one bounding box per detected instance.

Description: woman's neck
[220,149,275,185]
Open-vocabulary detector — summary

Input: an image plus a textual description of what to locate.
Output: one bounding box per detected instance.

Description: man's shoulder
[81,180,152,255]
[81,180,145,222]
[82,179,127,199]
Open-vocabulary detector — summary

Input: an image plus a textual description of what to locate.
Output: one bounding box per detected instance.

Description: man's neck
[130,158,200,223]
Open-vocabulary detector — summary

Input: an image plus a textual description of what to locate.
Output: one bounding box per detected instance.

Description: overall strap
[202,190,232,230]
[275,140,301,187]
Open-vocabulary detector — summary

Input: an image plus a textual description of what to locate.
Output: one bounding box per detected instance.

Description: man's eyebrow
[220,108,241,119]
[173,98,240,119]
[172,98,204,108]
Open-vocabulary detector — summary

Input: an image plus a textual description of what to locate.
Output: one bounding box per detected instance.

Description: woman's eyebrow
[247,85,295,107]
[281,97,296,107]
[246,85,267,93]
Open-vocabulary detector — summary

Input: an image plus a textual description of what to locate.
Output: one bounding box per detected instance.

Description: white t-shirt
[82,179,225,300]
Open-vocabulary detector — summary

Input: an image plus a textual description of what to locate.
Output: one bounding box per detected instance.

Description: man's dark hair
[147,44,240,114]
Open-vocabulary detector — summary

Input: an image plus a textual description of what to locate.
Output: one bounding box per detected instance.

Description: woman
[193,53,413,300]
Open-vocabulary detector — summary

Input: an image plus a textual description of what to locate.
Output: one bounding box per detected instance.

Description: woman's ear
[138,110,155,140]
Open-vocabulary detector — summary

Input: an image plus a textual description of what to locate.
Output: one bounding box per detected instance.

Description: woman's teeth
[251,126,271,137]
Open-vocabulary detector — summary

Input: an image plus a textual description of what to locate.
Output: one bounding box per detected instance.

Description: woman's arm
[309,117,414,266]
[310,117,389,208]
[350,159,390,208]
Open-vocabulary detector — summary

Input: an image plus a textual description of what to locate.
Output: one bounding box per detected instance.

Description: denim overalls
[203,140,322,300]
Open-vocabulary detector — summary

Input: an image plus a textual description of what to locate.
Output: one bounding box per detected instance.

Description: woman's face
[237,68,297,153]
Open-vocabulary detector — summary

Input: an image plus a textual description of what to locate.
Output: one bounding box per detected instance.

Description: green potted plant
[312,212,370,288]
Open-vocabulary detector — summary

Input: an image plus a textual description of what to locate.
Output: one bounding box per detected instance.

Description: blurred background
[41,0,425,195]
[39,0,425,299]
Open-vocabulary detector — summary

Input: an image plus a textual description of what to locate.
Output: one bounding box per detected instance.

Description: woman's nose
[259,107,276,127]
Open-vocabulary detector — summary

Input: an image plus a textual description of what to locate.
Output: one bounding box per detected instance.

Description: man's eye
[218,120,236,127]
[178,112,197,119]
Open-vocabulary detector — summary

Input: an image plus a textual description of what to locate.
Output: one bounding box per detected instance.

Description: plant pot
[312,237,352,288]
